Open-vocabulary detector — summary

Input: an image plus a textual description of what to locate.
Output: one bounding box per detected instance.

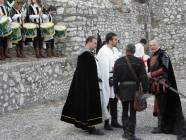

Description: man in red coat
[147,39,186,139]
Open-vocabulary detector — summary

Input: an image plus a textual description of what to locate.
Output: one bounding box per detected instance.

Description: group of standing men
[61,32,186,140]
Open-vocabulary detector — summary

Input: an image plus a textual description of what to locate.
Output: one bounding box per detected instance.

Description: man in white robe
[134,38,149,71]
[97,32,122,130]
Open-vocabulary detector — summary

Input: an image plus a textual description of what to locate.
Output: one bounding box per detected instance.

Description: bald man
[147,39,186,139]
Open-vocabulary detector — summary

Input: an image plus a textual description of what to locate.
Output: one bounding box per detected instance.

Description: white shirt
[97,45,115,106]
[135,43,145,58]
[135,43,149,71]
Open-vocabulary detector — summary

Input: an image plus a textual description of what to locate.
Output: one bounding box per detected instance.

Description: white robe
[96,45,117,120]
[113,47,122,62]
[134,43,145,58]
[134,43,149,71]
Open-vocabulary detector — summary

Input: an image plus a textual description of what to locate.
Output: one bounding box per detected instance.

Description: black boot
[0,46,5,60]
[151,116,163,134]
[87,127,104,135]
[104,119,113,130]
[110,98,122,128]
[19,42,26,58]
[126,122,141,140]
[4,43,11,58]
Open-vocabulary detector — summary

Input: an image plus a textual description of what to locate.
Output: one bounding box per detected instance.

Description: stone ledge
[0,57,73,114]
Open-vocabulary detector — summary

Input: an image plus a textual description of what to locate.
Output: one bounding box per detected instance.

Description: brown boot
[4,45,11,58]
[16,46,22,57]
[35,47,41,58]
[0,46,5,60]
[47,47,52,57]
[39,47,46,58]
[51,47,58,57]
[20,46,26,58]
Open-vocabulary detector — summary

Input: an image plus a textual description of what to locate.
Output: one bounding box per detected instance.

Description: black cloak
[148,49,186,138]
[61,49,102,129]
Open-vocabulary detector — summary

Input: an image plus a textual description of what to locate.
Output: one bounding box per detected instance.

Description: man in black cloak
[147,39,186,139]
[61,36,104,135]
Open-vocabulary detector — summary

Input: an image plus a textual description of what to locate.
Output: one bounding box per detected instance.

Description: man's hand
[0,13,4,17]
[147,72,152,79]
[38,11,43,16]
[115,94,120,100]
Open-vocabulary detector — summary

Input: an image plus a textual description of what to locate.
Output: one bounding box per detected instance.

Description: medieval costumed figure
[0,0,12,60]
[26,0,47,58]
[61,36,104,135]
[113,44,148,140]
[43,5,57,57]
[97,32,122,130]
[134,38,149,72]
[10,0,25,57]
[147,39,186,140]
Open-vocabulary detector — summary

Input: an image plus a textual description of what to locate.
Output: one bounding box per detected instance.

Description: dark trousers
[33,29,43,49]
[109,97,118,123]
[45,39,54,48]
[105,97,118,126]
[0,37,8,47]
[156,93,166,131]
[122,101,136,137]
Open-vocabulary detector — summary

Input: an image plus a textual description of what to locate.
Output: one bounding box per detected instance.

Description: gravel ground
[0,79,186,140]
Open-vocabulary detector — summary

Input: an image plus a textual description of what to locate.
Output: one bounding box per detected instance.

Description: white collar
[32,3,39,7]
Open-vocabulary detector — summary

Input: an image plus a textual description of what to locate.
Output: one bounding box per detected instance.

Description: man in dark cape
[61,36,104,135]
[147,39,186,139]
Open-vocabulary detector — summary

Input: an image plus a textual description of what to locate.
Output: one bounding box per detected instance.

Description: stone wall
[151,0,186,78]
[131,0,186,78]
[0,58,73,114]
[47,0,145,61]
[50,0,186,77]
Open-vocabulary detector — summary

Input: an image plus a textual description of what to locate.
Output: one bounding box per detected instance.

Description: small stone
[163,18,169,22]
[57,7,64,14]
[4,102,8,107]
[27,77,32,82]
[8,106,13,111]
[3,73,8,82]
[63,71,69,77]
[12,72,21,82]
[20,83,25,92]
[52,81,55,85]
[177,15,181,19]
[10,92,15,98]
[5,95,9,101]
[14,87,19,93]
[48,69,53,75]
[64,16,76,22]
[3,84,7,89]
[9,80,15,87]
[170,15,174,19]
[12,99,15,104]
[65,8,76,14]
[19,95,24,106]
